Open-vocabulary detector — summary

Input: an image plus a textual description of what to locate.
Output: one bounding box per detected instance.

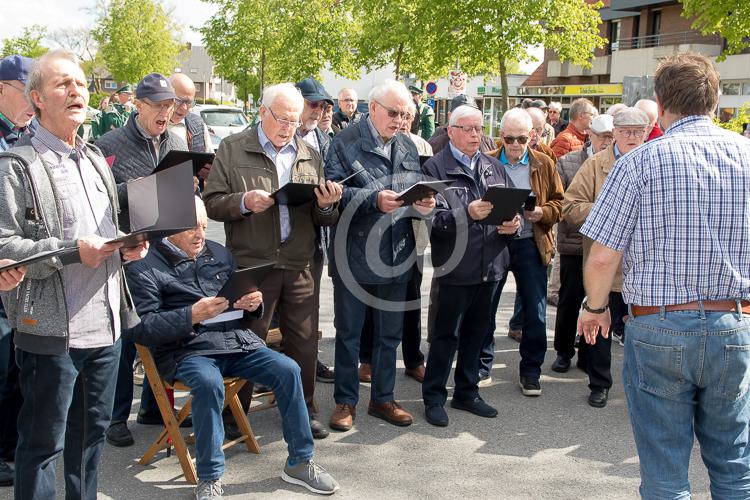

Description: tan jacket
[488,147,564,266]
[562,144,623,291]
[203,126,339,270]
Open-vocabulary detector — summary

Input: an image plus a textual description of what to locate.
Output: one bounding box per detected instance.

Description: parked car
[192,105,249,150]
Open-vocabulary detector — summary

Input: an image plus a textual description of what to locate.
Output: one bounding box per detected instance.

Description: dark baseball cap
[0,55,33,83]
[135,73,176,102]
[295,77,334,105]
[450,94,477,112]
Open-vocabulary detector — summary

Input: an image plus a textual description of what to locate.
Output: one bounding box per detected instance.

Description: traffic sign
[425,81,437,95]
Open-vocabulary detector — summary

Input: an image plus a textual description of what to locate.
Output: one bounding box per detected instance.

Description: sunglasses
[502,135,529,145]
[374,99,409,120]
[306,100,327,109]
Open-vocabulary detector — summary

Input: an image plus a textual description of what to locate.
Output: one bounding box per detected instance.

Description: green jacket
[417,102,435,140]
[97,103,132,138]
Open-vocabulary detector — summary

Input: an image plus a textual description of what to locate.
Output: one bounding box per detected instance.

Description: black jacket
[423,147,513,286]
[122,239,264,383]
[332,110,362,133]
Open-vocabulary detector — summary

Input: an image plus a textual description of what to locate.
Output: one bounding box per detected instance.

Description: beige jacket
[562,145,623,292]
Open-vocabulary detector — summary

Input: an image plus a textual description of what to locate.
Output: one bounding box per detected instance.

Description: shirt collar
[448,142,480,170]
[32,124,85,158]
[665,115,713,134]
[258,122,297,154]
[499,148,529,165]
[613,143,622,159]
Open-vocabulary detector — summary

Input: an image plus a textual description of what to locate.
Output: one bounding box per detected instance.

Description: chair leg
[226,381,260,454]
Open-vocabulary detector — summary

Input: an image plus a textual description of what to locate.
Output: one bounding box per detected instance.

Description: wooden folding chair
[134,344,260,484]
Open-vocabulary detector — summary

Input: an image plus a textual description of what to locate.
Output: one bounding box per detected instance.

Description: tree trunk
[394,42,404,79]
[499,54,509,113]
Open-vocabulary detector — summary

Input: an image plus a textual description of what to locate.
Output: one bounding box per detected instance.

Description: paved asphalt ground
[1,222,712,499]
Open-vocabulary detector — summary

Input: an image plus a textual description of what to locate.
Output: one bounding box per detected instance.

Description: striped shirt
[581,115,750,306]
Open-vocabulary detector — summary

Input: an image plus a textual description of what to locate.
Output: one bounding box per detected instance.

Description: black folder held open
[216,262,277,307]
[154,150,215,175]
[270,183,320,206]
[480,186,532,225]
[396,180,456,205]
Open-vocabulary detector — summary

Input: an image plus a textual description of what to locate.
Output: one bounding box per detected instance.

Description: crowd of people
[0,48,748,500]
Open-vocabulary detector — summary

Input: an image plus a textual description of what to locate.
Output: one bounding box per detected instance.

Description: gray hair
[449,105,482,126]
[368,79,411,106]
[26,49,80,116]
[338,87,357,101]
[569,98,596,121]
[606,103,627,116]
[634,99,658,124]
[261,82,303,111]
[500,107,533,132]
[548,101,562,112]
[525,107,546,126]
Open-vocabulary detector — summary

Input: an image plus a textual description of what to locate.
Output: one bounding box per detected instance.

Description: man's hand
[78,236,123,268]
[577,309,611,345]
[0,261,25,291]
[191,297,229,324]
[243,189,275,213]
[197,164,211,179]
[413,195,436,216]
[468,200,493,221]
[497,215,521,235]
[234,290,263,312]
[315,180,343,209]
[377,190,404,214]
[121,241,149,262]
[524,206,543,223]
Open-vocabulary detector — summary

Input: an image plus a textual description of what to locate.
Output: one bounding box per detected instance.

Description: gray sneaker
[195,479,223,499]
[282,460,340,495]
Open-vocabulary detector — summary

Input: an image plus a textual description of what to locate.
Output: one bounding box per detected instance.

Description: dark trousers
[14,341,121,500]
[333,277,408,405]
[247,268,318,409]
[423,281,498,407]
[311,250,325,337]
[111,337,157,423]
[579,291,626,390]
[360,263,425,370]
[481,238,549,379]
[0,305,21,461]
[553,254,585,360]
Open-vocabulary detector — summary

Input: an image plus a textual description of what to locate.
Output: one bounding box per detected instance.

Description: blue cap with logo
[0,55,33,83]
[136,73,176,102]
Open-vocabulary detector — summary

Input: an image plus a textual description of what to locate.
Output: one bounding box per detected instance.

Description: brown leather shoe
[359,363,372,383]
[368,401,413,427]
[329,403,356,431]
[404,365,425,383]
[508,329,522,343]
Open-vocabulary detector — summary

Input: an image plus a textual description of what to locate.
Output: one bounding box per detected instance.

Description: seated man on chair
[123,197,339,499]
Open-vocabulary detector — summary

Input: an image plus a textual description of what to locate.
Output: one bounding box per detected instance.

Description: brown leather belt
[630,300,750,317]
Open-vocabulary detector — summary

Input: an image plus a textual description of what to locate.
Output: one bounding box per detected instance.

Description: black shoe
[137,409,193,428]
[519,377,542,397]
[106,422,134,447]
[450,397,498,418]
[316,360,335,383]
[310,417,330,439]
[0,460,13,487]
[588,388,609,408]
[254,383,272,394]
[425,405,449,427]
[551,355,571,373]
[224,421,242,441]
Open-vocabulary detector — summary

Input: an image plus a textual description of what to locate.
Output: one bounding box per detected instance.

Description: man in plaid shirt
[578,53,750,498]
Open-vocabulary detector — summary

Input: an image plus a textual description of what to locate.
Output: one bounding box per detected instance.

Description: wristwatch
[581,298,609,314]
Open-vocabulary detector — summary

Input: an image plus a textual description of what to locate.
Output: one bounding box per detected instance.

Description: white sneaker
[282,459,340,495]
[195,479,223,499]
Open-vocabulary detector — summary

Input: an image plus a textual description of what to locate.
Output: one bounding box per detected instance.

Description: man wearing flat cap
[97,84,134,137]
[562,107,649,408]
[409,85,435,140]
[96,72,187,448]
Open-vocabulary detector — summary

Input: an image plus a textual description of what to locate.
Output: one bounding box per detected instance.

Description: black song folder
[216,262,277,307]
[0,247,79,271]
[396,180,456,205]
[271,182,319,206]
[154,150,215,175]
[480,186,531,225]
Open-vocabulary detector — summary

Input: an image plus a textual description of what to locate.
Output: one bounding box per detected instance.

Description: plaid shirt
[581,115,750,306]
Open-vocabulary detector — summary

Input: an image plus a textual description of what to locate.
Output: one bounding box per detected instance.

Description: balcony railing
[612,30,722,51]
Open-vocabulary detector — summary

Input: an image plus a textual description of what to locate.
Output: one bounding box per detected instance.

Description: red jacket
[647,125,663,141]
[549,124,587,158]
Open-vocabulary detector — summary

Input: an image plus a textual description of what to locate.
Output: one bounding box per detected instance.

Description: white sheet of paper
[200,309,244,325]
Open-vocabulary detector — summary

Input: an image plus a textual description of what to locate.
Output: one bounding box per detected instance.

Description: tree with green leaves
[200,0,359,105]
[94,0,181,84]
[1,25,48,58]
[679,0,750,60]
[50,28,106,92]
[448,0,605,111]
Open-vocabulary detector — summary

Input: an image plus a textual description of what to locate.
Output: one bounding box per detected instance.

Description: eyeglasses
[142,99,175,112]
[267,107,301,128]
[374,99,409,120]
[306,100,327,110]
[451,125,483,134]
[2,82,25,94]
[615,128,646,138]
[340,98,356,103]
[502,135,529,145]
[175,97,195,108]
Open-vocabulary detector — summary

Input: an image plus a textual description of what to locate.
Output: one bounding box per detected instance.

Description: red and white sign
[448,70,467,98]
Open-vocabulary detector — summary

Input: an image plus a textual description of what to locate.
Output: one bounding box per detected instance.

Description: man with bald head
[634,98,663,141]
[169,73,213,153]
[204,82,342,440]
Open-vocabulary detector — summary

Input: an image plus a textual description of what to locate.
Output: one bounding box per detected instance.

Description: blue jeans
[624,307,750,499]
[481,238,549,379]
[14,341,121,500]
[332,277,408,405]
[111,336,157,423]
[175,349,314,481]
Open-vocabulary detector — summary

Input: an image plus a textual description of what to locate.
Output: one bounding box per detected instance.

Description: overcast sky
[3,0,541,75]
